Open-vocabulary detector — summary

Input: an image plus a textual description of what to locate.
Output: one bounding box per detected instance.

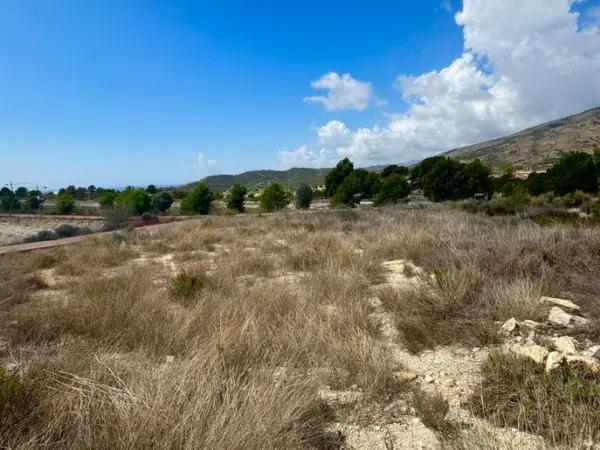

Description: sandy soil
[0,218,103,246]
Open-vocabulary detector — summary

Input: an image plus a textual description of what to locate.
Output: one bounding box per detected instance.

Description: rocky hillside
[446,107,600,170]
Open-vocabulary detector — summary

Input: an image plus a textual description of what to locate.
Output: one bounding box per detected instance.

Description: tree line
[3,148,599,216]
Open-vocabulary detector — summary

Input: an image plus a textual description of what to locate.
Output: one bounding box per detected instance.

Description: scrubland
[1,206,599,449]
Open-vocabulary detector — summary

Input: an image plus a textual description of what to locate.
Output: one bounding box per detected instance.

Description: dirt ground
[0,217,103,246]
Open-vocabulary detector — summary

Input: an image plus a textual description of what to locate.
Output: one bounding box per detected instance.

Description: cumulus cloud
[281,0,600,168]
[304,72,374,111]
[196,152,216,169]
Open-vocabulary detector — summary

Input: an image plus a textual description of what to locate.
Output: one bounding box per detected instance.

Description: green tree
[54,193,75,214]
[25,192,43,211]
[146,184,158,194]
[422,157,464,201]
[375,174,410,205]
[152,191,174,213]
[381,165,410,178]
[545,151,597,195]
[411,156,446,189]
[525,172,549,196]
[260,183,289,211]
[98,191,117,209]
[116,188,152,215]
[0,189,18,212]
[325,158,354,197]
[227,183,248,213]
[295,183,313,209]
[181,183,214,215]
[331,169,381,207]
[14,187,28,198]
[460,159,493,199]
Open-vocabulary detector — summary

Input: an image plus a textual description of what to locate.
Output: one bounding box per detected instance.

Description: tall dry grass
[2,206,600,448]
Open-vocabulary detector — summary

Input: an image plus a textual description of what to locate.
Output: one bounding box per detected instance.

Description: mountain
[445,107,600,171]
[185,168,332,191]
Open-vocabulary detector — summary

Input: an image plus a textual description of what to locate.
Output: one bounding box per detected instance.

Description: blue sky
[1,0,599,189]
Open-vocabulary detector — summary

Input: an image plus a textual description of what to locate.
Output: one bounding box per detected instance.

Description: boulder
[553,336,576,354]
[540,296,580,312]
[500,318,519,335]
[545,351,565,372]
[547,307,589,328]
[510,344,549,364]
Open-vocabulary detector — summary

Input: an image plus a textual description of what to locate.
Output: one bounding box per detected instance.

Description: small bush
[152,191,174,213]
[168,271,208,302]
[54,193,75,214]
[412,389,450,432]
[0,366,29,430]
[24,229,57,243]
[54,224,90,238]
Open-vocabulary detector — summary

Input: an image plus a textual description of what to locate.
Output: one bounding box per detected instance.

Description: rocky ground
[317,259,599,449]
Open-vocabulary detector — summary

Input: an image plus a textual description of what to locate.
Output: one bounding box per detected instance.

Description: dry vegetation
[1,206,599,448]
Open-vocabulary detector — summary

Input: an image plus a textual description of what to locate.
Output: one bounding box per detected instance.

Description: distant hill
[445,107,600,171]
[184,167,332,192]
[184,165,400,192]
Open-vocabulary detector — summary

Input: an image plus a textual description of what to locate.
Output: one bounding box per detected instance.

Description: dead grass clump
[8,271,179,355]
[469,351,600,447]
[412,388,451,432]
[0,251,57,311]
[55,236,138,276]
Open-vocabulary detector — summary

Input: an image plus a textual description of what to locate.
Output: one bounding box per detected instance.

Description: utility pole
[531,135,539,172]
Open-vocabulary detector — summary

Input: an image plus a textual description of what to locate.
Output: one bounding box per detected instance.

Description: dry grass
[469,351,600,448]
[1,206,600,448]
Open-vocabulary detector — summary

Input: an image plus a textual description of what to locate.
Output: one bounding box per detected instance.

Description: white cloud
[304,72,374,111]
[282,0,600,168]
[441,0,453,13]
[196,152,216,169]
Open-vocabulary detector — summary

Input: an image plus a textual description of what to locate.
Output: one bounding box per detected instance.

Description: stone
[393,371,418,383]
[553,336,576,354]
[522,319,543,329]
[583,345,600,359]
[500,318,519,335]
[541,296,580,312]
[423,375,435,384]
[547,307,589,328]
[545,351,565,372]
[566,355,600,374]
[510,344,549,364]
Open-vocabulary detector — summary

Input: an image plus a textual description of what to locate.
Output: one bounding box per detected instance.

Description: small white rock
[545,351,565,372]
[547,307,589,328]
[541,296,580,312]
[500,318,519,335]
[553,336,576,354]
[583,345,600,359]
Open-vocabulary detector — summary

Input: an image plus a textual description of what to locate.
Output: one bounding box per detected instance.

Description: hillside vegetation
[446,107,600,170]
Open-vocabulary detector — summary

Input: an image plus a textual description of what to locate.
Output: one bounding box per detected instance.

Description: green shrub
[98,191,117,209]
[260,183,289,211]
[295,183,313,209]
[331,169,381,207]
[375,174,410,205]
[152,191,174,213]
[54,193,75,214]
[168,271,208,302]
[54,224,90,238]
[181,183,214,215]
[115,188,152,215]
[227,183,248,213]
[0,366,29,429]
